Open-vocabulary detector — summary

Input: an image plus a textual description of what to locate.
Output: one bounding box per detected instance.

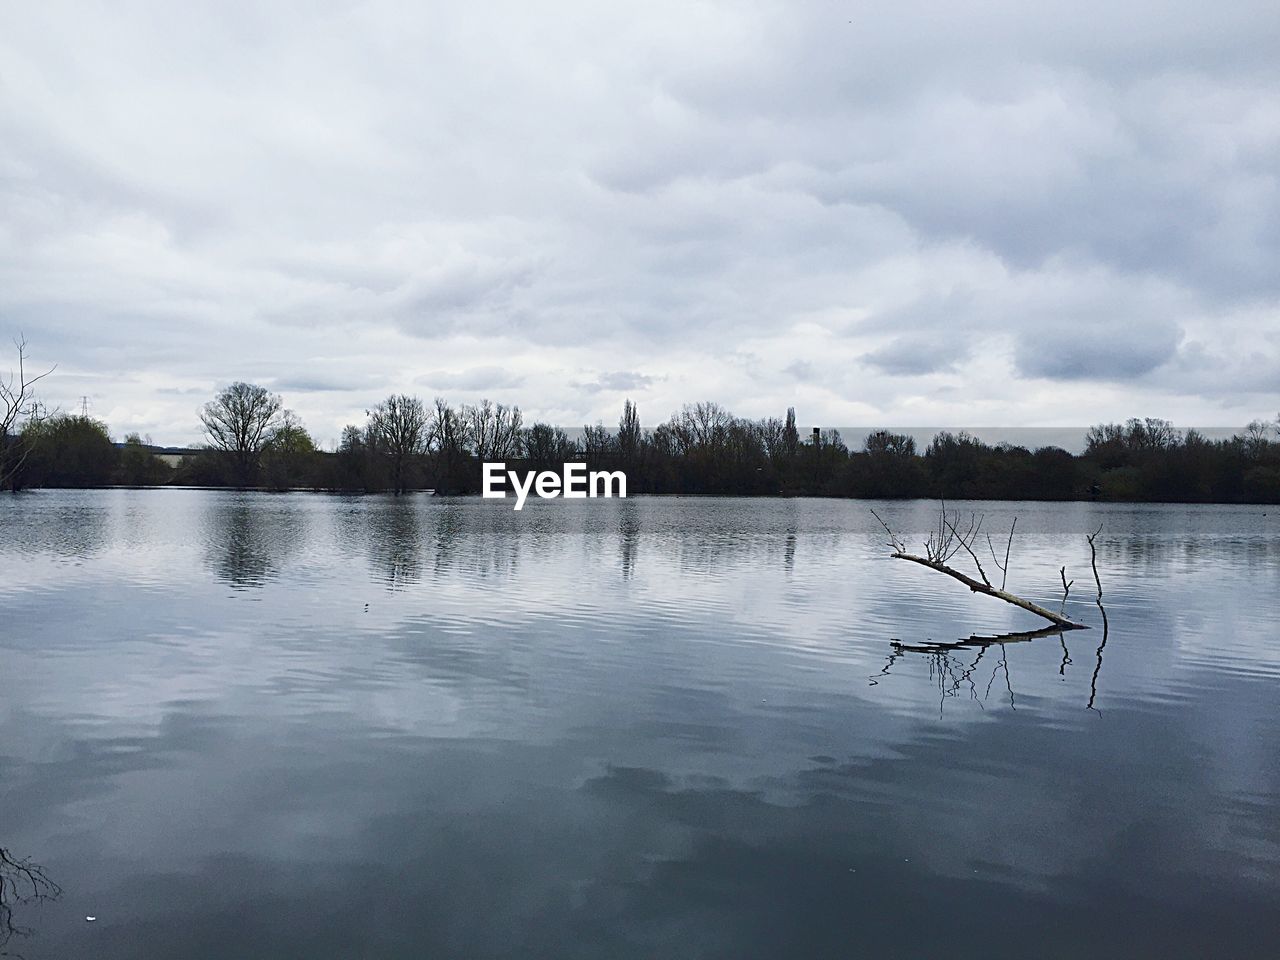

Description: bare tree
[871,504,1088,630]
[490,402,523,459]
[522,422,575,468]
[0,337,55,491]
[581,422,614,458]
[1132,417,1180,451]
[1242,419,1272,461]
[681,401,732,450]
[864,430,916,458]
[461,399,523,460]
[368,394,429,495]
[430,398,469,453]
[463,399,496,458]
[200,382,284,488]
[429,397,472,493]
[758,416,786,464]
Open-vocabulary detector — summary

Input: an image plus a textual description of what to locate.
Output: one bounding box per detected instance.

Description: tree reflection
[431,500,464,575]
[618,499,640,580]
[0,501,108,560]
[203,497,301,589]
[783,526,797,575]
[367,500,423,589]
[0,847,59,956]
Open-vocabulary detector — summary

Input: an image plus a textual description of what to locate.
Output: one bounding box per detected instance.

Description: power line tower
[81,396,89,417]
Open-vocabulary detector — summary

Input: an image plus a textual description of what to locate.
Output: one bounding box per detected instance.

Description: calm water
[1,490,1278,958]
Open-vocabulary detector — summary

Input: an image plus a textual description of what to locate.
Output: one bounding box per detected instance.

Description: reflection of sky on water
[1,491,1278,957]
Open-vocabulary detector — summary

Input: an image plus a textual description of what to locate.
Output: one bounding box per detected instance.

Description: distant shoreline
[6,390,1278,505]
[5,485,1277,508]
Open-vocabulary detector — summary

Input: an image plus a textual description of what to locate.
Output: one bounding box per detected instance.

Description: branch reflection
[872,620,1112,714]
[0,846,60,955]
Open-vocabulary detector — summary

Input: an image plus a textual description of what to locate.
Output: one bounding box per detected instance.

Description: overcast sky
[2,1,1277,446]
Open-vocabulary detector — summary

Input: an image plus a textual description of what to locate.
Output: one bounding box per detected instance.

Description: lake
[2,489,1278,958]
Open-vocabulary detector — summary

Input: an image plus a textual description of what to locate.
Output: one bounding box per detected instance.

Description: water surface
[2,490,1278,957]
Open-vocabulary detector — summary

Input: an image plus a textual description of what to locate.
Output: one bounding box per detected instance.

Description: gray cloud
[269,375,380,394]
[863,336,970,377]
[1,0,1276,443]
[578,371,657,393]
[783,360,815,382]
[415,366,527,392]
[1014,318,1183,380]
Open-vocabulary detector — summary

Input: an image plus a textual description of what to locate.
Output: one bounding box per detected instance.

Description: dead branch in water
[1086,524,1109,711]
[1086,524,1107,623]
[872,505,1089,630]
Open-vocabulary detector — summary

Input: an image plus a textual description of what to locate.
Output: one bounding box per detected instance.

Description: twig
[943,513,989,585]
[993,517,1015,590]
[869,508,905,553]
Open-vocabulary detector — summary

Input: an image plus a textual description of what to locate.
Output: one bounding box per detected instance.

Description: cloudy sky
[2,1,1277,446]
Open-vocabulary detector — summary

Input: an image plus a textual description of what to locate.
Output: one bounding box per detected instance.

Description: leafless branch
[943,513,989,585]
[921,500,985,566]
[986,517,1016,590]
[1085,524,1110,712]
[874,503,1089,630]
[1059,565,1074,616]
[869,509,906,553]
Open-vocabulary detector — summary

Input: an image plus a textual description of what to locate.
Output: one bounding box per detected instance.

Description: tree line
[4,358,1280,503]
